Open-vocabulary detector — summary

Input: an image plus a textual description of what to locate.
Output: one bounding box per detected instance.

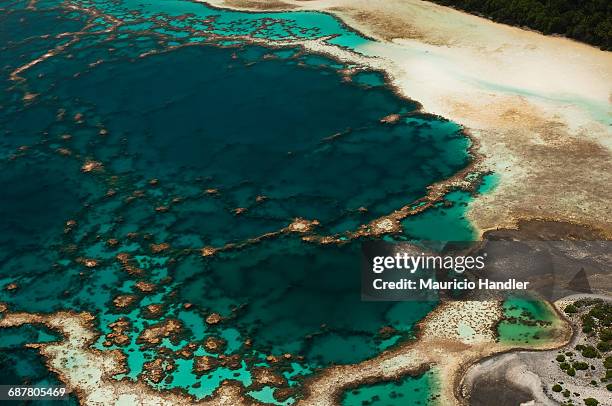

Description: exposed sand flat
[204,0,612,236]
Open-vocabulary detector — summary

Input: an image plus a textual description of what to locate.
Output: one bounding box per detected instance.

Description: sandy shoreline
[0,299,571,405]
[204,0,612,237]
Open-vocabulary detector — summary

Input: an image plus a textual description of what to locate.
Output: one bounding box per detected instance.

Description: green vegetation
[601,328,612,341]
[582,315,596,334]
[429,0,612,50]
[553,384,563,392]
[588,303,612,324]
[573,362,589,370]
[577,345,600,359]
[587,304,612,353]
[606,383,612,391]
[565,304,578,314]
[583,398,599,406]
[563,389,571,398]
[560,301,611,385]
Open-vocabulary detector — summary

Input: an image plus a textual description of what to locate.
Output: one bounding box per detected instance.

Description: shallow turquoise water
[0,0,480,402]
[342,369,439,405]
[477,172,499,195]
[498,296,558,344]
[401,190,476,241]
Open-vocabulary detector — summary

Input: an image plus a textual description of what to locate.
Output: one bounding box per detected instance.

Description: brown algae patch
[104,318,132,347]
[205,312,222,325]
[80,160,104,173]
[112,294,138,311]
[137,318,184,347]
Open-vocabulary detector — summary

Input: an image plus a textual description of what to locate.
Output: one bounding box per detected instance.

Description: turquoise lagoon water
[0,0,480,403]
[342,369,439,406]
[498,296,559,344]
